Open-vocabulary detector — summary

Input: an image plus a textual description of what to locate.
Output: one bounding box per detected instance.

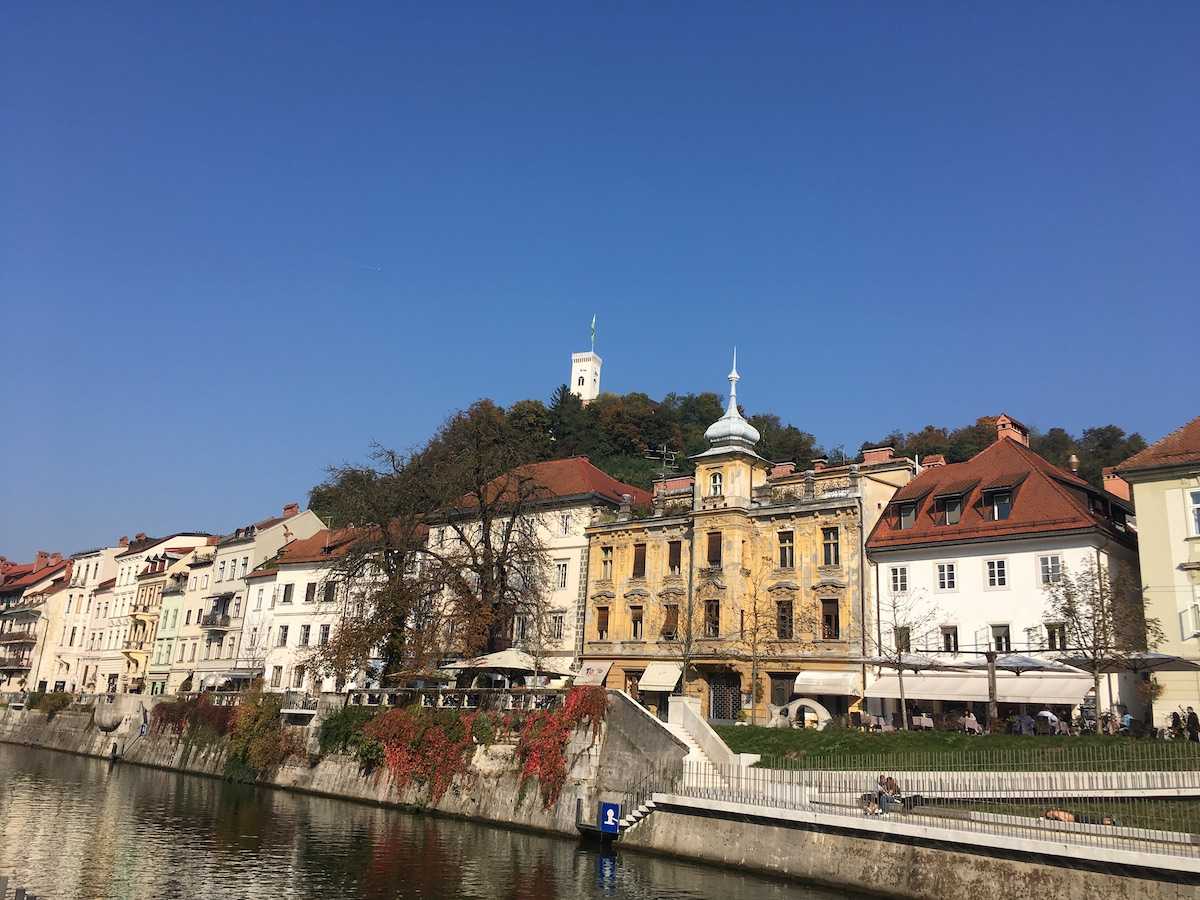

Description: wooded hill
[310,386,1146,519]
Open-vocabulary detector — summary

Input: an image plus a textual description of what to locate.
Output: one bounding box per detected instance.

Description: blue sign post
[598,801,621,834]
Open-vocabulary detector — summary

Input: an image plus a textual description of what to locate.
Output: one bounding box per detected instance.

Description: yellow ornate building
[581,355,913,724]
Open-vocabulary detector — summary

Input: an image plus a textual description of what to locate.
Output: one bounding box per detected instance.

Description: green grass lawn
[714,725,1195,771]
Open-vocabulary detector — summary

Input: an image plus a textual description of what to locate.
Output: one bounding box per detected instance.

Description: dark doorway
[708,672,741,721]
[769,673,796,708]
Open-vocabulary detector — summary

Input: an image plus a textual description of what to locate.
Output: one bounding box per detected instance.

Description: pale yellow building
[581,356,913,724]
[1117,416,1200,726]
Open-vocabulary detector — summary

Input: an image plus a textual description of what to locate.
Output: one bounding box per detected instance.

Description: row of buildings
[2,351,1197,728]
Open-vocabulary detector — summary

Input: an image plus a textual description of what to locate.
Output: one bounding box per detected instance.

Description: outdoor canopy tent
[637,662,683,693]
[573,660,613,686]
[793,670,859,695]
[441,649,575,677]
[865,671,1092,705]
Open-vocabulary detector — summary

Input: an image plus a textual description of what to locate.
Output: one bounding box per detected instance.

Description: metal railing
[200,613,231,628]
[345,686,566,711]
[635,746,1200,861]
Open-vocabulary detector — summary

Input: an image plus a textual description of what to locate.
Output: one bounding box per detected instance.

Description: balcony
[0,631,37,645]
[122,639,150,657]
[130,602,158,622]
[201,613,232,630]
[0,656,32,670]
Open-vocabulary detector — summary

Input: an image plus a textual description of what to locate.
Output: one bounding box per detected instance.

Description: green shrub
[25,691,45,709]
[317,705,377,755]
[41,692,73,720]
[224,691,298,782]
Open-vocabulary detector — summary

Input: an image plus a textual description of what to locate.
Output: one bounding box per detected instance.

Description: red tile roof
[96,577,117,591]
[867,438,1132,551]
[447,457,652,513]
[1117,416,1200,474]
[0,560,71,592]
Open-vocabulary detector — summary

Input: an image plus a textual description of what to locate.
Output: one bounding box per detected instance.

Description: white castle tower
[569,314,602,404]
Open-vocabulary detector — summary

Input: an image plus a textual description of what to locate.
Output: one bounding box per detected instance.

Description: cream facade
[50,546,122,692]
[1117,418,1200,726]
[192,505,324,690]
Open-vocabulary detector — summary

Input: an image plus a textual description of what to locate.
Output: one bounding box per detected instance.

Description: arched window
[709,472,723,496]
[577,376,585,386]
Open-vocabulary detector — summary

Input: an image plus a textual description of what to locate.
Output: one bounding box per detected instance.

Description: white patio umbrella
[852,654,969,730]
[442,649,574,676]
[1057,652,1200,675]
[960,654,1084,676]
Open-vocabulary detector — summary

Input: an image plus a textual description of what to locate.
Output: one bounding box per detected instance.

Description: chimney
[118,536,129,548]
[619,493,633,521]
[207,535,220,545]
[923,454,947,469]
[770,462,797,478]
[811,458,828,472]
[34,550,49,571]
[861,446,895,466]
[50,552,63,565]
[134,532,147,542]
[1068,453,1080,474]
[1103,466,1131,502]
[992,414,1030,447]
[282,502,300,518]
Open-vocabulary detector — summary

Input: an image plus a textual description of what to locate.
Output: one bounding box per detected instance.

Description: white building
[44,544,122,692]
[193,504,324,691]
[428,456,651,666]
[569,351,602,404]
[0,553,71,692]
[866,416,1139,723]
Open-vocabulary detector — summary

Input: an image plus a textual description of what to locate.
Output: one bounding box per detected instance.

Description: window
[601,547,613,580]
[776,600,794,639]
[299,625,311,647]
[991,625,1011,652]
[305,583,317,603]
[185,610,192,625]
[218,561,226,581]
[1192,490,1200,536]
[1039,555,1063,585]
[661,604,679,641]
[822,528,839,566]
[941,626,959,653]
[551,614,564,640]
[990,491,1012,521]
[554,560,569,590]
[709,472,723,496]
[560,513,571,536]
[201,574,208,590]
[936,495,962,525]
[249,626,258,648]
[233,597,241,617]
[178,643,185,662]
[898,503,917,530]
[778,531,795,569]
[189,576,196,591]
[632,544,646,578]
[937,562,957,590]
[894,627,911,653]
[821,599,840,640]
[270,666,282,688]
[630,606,644,640]
[319,624,330,646]
[293,666,306,689]
[69,626,77,647]
[226,636,235,658]
[704,599,720,637]
[667,541,682,575]
[986,559,1007,588]
[281,584,294,604]
[706,532,722,567]
[577,375,584,387]
[1046,622,1067,651]
[890,567,908,593]
[189,642,196,661]
[277,625,289,647]
[596,608,609,641]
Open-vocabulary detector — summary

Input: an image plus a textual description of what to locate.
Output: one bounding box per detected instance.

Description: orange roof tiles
[448,457,652,513]
[1117,416,1200,473]
[867,438,1131,551]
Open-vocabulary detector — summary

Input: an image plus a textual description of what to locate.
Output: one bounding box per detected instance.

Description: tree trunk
[1094,667,1103,732]
[897,668,909,731]
[986,651,999,733]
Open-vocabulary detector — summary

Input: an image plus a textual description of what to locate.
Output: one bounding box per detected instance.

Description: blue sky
[2,4,1197,558]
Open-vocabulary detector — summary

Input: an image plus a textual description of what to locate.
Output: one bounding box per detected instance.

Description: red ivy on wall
[514,686,608,809]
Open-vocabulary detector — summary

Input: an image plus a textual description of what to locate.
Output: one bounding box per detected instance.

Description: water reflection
[0,744,853,899]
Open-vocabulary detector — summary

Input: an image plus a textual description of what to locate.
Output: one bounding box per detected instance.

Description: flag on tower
[590,314,596,352]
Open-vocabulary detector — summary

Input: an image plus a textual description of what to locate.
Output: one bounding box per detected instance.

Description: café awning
[574,660,613,686]
[865,672,1091,705]
[638,662,683,693]
[793,670,860,696]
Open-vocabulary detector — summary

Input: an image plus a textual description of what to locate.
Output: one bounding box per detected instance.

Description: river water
[0,744,856,900]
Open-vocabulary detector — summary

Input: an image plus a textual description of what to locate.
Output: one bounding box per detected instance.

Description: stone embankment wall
[0,692,686,838]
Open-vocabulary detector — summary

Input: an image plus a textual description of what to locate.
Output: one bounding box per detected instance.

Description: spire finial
[726,347,740,413]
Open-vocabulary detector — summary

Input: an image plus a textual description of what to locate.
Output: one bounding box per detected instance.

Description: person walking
[1187,707,1200,743]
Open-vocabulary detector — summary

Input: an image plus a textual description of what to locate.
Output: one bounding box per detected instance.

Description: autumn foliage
[363,705,497,804]
[514,687,608,809]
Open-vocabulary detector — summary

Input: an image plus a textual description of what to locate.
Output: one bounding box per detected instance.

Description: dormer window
[898,502,917,530]
[709,472,723,496]
[989,491,1012,521]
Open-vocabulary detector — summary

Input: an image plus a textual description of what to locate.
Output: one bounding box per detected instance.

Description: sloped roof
[0,560,71,592]
[115,532,211,559]
[1117,416,1200,474]
[868,438,1131,551]
[246,525,387,578]
[446,457,652,514]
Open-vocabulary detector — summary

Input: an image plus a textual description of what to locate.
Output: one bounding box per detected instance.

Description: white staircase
[664,721,719,778]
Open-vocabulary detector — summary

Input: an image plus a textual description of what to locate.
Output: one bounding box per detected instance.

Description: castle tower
[569,315,602,403]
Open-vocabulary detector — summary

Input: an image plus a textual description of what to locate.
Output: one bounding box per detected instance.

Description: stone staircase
[619,720,726,833]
